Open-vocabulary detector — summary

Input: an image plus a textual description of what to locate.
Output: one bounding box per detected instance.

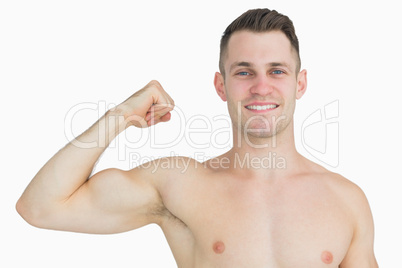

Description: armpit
[150,201,187,228]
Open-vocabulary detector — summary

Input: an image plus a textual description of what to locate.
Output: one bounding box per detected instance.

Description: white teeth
[246,104,278,110]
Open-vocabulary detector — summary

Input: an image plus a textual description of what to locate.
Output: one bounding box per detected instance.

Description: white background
[1,0,401,267]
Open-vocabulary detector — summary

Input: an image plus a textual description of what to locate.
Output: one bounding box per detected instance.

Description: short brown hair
[219,8,301,77]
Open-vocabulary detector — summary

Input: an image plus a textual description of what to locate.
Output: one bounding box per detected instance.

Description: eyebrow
[229,61,253,72]
[229,61,291,72]
[268,62,290,69]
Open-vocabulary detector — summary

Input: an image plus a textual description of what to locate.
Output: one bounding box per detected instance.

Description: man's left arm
[340,186,378,267]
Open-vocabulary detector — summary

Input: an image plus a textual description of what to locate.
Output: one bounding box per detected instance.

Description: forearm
[17,109,127,215]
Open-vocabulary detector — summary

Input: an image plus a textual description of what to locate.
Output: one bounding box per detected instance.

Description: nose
[249,75,274,96]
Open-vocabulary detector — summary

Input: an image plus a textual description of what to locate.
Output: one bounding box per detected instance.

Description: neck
[225,121,304,178]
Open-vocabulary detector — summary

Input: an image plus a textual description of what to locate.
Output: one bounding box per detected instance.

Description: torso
[155,157,355,267]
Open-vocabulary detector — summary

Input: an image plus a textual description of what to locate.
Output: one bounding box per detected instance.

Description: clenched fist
[114,80,175,128]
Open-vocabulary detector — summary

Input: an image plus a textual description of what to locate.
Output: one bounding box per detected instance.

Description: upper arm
[340,185,378,267]
[40,166,164,234]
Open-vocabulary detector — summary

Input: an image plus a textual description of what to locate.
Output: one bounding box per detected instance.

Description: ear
[214,72,227,102]
[296,70,307,99]
[296,69,307,100]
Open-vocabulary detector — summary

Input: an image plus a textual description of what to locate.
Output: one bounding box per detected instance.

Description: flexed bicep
[42,168,163,234]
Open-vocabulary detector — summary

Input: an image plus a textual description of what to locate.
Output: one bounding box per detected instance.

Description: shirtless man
[16,8,378,267]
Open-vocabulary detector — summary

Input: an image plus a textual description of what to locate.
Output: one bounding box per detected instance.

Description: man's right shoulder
[126,156,208,196]
[127,156,207,227]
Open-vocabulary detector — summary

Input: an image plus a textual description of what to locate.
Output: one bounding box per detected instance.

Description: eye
[271,70,285,75]
[237,71,251,76]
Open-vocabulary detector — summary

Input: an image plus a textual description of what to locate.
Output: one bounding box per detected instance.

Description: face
[214,30,307,142]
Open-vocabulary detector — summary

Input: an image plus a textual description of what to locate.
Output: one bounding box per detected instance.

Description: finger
[152,103,174,112]
[159,112,171,122]
[146,106,173,121]
[147,111,172,126]
[147,117,161,126]
[147,103,173,114]
[145,111,152,121]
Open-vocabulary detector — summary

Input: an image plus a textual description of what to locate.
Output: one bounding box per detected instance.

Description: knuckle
[149,79,158,85]
[149,80,162,89]
[167,99,175,108]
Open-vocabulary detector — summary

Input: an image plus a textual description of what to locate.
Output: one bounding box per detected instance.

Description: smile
[245,104,279,111]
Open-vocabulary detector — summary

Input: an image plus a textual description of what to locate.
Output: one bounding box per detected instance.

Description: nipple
[321,251,333,264]
[212,241,225,254]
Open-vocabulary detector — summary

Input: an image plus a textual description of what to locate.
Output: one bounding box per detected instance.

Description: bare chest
[163,177,353,267]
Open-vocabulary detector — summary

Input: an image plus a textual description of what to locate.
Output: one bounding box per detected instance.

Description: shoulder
[324,172,371,212]
[122,156,207,223]
[303,159,368,206]
[310,167,371,216]
[127,156,205,180]
[302,159,373,225]
[127,155,209,199]
[125,156,209,197]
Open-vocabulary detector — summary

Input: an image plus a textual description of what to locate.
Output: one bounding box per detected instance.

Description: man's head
[214,9,307,143]
[219,9,301,78]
